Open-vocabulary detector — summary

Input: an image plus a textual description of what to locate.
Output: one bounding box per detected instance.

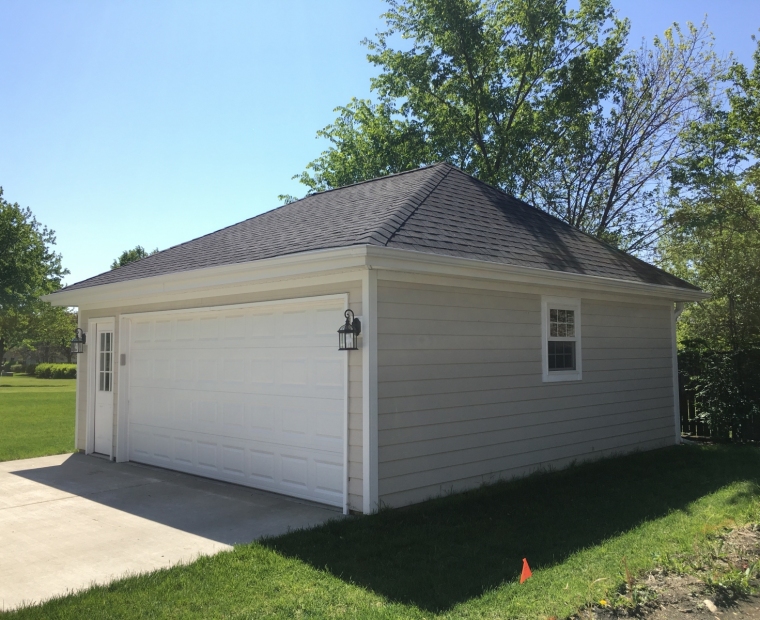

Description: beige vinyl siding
[377,279,674,508]
[77,280,364,512]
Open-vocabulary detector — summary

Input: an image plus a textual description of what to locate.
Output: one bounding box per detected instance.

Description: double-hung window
[541,296,582,382]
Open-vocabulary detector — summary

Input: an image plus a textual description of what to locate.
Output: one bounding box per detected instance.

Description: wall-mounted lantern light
[338,309,361,350]
[70,328,86,355]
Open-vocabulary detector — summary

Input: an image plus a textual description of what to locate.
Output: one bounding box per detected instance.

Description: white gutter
[672,302,685,444]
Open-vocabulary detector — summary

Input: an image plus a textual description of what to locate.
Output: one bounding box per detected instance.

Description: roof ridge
[299,161,449,198]
[380,164,453,247]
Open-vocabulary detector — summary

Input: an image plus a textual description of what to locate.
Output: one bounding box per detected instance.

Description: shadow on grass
[0,384,72,388]
[262,445,760,613]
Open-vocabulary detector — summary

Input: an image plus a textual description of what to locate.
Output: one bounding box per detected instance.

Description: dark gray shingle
[56,163,697,293]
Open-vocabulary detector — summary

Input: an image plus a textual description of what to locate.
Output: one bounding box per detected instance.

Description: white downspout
[672,302,685,444]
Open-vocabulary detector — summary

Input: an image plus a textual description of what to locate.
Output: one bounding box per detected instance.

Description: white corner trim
[672,302,685,444]
[541,296,582,383]
[362,269,378,514]
[115,315,130,463]
[341,294,350,516]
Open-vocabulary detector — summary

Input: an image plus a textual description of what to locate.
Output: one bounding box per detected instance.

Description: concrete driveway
[0,453,341,611]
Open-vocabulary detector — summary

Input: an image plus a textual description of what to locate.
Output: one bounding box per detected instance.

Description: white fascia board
[42,246,371,308]
[43,244,707,309]
[363,246,709,302]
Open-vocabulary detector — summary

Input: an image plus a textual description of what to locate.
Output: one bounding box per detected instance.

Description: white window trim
[541,296,582,382]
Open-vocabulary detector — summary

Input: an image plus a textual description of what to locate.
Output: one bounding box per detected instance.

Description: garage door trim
[114,294,349,513]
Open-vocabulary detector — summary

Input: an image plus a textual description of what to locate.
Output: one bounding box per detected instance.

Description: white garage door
[126,297,346,507]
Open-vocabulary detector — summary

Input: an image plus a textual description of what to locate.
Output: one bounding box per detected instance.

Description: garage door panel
[128,298,346,507]
[128,423,344,504]
[174,436,194,466]
[221,444,246,478]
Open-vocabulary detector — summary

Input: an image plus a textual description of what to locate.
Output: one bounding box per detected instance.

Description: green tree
[0,189,67,310]
[29,305,78,364]
[298,0,628,195]
[660,37,760,351]
[295,98,434,193]
[292,2,722,251]
[0,189,68,364]
[111,245,159,269]
[0,309,32,367]
[531,23,720,251]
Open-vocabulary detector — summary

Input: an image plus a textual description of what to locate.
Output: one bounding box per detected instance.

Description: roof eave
[363,246,708,302]
[43,244,707,309]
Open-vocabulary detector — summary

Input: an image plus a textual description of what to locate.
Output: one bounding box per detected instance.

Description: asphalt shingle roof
[57,162,697,293]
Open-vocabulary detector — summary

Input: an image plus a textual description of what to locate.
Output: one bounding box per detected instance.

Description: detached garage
[46,163,706,514]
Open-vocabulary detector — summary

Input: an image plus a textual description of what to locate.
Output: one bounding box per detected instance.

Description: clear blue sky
[1,0,757,286]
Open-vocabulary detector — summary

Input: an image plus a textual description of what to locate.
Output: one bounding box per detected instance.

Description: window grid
[547,308,576,371]
[99,331,113,392]
[548,340,575,371]
[549,308,575,338]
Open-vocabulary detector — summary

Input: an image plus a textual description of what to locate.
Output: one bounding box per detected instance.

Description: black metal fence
[679,348,760,442]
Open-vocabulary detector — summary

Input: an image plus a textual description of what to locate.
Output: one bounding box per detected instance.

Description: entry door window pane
[99,332,113,392]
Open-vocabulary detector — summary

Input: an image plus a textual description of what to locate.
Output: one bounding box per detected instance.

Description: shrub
[35,363,76,379]
[25,363,36,376]
[10,364,24,373]
[679,347,760,440]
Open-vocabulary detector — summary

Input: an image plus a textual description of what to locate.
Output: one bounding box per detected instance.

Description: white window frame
[541,296,582,382]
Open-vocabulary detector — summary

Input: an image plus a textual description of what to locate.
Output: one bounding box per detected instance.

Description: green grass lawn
[4,444,760,619]
[0,374,76,462]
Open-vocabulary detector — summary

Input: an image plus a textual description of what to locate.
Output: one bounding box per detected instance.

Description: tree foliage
[0,189,68,365]
[0,188,67,311]
[295,98,434,194]
[293,0,720,251]
[111,245,158,270]
[532,23,720,250]
[660,37,760,351]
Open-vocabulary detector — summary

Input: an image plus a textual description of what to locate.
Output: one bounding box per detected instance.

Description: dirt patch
[574,525,760,619]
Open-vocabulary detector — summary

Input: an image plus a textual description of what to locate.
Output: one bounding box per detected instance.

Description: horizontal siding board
[584,325,671,339]
[378,302,538,324]
[379,317,540,338]
[379,407,670,463]
[380,334,539,351]
[376,358,682,382]
[583,347,670,360]
[378,380,673,414]
[379,399,672,445]
[379,393,672,432]
[379,436,673,506]
[375,279,675,507]
[378,285,536,311]
[378,348,541,366]
[378,366,670,399]
[379,416,671,476]
[584,338,672,350]
[378,426,674,496]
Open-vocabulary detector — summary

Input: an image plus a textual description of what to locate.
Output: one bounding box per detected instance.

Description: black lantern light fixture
[70,328,86,355]
[338,309,361,350]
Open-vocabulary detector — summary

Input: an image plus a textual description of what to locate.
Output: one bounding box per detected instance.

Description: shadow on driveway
[6,453,340,545]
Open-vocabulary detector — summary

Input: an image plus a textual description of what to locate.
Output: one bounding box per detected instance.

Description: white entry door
[126,297,347,507]
[93,324,114,456]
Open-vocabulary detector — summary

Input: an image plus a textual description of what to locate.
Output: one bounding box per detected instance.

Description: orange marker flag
[520,558,532,583]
